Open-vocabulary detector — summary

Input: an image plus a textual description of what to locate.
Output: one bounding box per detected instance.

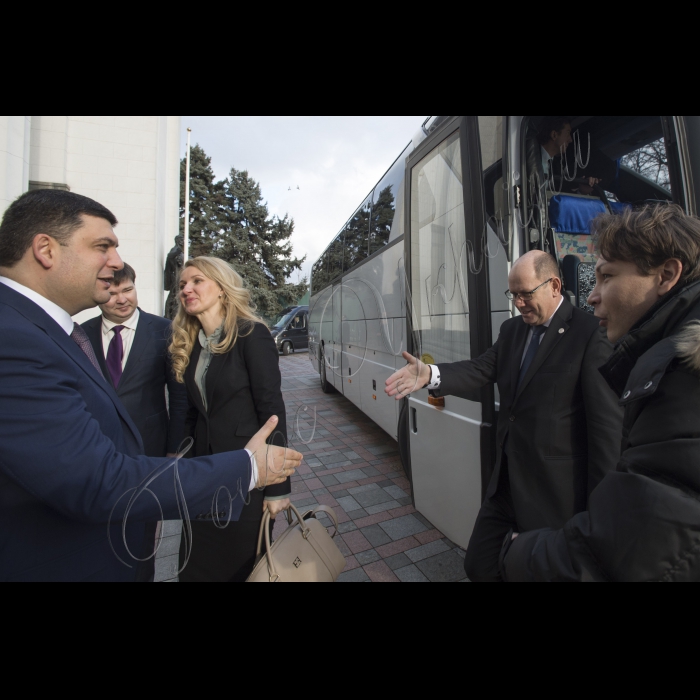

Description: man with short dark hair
[386,250,622,581]
[82,262,188,458]
[503,203,700,582]
[0,189,301,582]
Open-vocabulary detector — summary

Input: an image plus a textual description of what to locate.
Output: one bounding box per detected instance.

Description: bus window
[343,195,372,270]
[478,117,506,240]
[523,116,676,309]
[410,129,470,365]
[370,148,408,253]
[328,233,345,283]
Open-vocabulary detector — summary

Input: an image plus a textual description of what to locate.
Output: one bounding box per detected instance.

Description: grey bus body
[309,115,700,548]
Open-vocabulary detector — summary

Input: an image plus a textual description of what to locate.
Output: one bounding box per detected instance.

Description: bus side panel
[357,324,399,440]
[409,392,483,549]
[308,291,324,372]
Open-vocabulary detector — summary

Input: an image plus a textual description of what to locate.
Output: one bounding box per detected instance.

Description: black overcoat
[504,280,700,581]
[184,321,290,500]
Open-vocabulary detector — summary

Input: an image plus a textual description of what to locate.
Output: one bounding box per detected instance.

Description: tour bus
[308,115,700,548]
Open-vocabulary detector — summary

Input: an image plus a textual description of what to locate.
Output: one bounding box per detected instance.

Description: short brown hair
[593,203,700,286]
[0,189,117,268]
[112,262,136,287]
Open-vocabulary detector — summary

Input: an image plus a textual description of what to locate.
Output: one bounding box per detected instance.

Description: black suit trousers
[463,455,517,583]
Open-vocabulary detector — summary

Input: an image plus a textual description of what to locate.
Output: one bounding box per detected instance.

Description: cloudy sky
[180,116,429,283]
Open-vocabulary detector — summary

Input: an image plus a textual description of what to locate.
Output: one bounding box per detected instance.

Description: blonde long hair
[169,257,265,383]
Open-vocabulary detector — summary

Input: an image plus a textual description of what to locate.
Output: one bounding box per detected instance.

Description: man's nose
[108,248,123,270]
[514,296,527,307]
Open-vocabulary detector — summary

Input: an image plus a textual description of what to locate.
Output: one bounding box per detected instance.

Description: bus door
[404,117,496,549]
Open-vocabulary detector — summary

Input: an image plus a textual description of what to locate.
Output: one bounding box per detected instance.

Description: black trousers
[463,456,518,583]
[178,488,271,582]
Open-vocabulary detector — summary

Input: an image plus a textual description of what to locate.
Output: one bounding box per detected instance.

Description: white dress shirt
[101,308,139,369]
[427,296,565,390]
[541,146,553,177]
[0,276,73,334]
[0,277,259,492]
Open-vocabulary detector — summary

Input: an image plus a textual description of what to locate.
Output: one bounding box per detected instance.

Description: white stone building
[0,116,181,321]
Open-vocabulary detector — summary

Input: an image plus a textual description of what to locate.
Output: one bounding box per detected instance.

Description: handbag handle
[256,503,311,582]
[307,504,340,538]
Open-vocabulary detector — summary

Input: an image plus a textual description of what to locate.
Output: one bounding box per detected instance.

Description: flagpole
[183,127,192,262]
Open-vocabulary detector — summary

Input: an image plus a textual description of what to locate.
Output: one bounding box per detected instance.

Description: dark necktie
[517,324,547,390]
[71,323,105,378]
[106,325,125,388]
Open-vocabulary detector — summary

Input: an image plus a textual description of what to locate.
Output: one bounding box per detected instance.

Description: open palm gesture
[385,352,431,400]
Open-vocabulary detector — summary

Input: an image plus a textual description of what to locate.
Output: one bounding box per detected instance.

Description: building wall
[1,115,181,322]
[0,116,31,213]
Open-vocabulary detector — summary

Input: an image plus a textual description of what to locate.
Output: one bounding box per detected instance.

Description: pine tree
[179,144,224,257]
[217,168,306,321]
[179,148,307,321]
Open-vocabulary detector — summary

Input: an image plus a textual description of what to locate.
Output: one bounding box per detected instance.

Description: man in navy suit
[0,189,301,582]
[82,262,187,458]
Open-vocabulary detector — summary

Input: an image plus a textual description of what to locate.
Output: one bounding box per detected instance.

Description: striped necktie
[71,323,105,379]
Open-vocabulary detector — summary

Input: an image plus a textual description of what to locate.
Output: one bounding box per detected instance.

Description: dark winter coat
[503,279,700,582]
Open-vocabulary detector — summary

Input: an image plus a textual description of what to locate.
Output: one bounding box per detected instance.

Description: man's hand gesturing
[245,416,302,488]
[385,352,431,400]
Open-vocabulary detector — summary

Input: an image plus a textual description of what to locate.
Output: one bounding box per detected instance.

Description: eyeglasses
[505,278,553,302]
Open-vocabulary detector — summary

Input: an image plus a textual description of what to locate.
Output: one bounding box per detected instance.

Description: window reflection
[343,196,372,271]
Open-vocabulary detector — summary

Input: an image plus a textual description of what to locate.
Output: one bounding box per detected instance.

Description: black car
[270,306,309,355]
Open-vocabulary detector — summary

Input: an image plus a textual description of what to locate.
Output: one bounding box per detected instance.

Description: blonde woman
[170,257,291,582]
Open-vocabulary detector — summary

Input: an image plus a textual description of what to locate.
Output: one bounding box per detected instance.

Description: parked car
[270,306,309,355]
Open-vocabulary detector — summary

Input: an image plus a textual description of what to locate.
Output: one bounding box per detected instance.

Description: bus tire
[282,341,292,356]
[320,349,335,394]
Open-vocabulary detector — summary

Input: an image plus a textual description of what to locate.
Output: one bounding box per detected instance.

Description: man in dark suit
[0,189,301,582]
[385,250,622,582]
[82,262,187,458]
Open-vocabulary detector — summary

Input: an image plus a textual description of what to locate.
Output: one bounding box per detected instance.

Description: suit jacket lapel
[119,311,150,391]
[185,341,207,416]
[511,319,531,398]
[205,352,226,414]
[0,287,144,451]
[514,300,573,402]
[83,318,111,385]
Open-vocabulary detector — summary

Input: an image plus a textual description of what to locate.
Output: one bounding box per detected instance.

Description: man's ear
[32,234,57,270]
[659,258,683,295]
[551,277,563,295]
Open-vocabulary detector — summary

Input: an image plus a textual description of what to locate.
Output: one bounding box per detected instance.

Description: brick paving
[154,350,468,582]
[276,351,468,582]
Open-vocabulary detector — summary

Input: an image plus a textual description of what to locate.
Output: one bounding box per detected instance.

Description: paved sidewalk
[277,352,467,582]
[154,351,468,582]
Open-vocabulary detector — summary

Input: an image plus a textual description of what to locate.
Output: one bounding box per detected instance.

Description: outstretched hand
[385,352,431,400]
[245,416,302,489]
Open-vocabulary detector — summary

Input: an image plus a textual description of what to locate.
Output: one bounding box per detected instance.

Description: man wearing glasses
[385,250,622,581]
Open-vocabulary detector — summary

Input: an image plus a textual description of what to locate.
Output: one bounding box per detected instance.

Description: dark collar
[600,279,700,397]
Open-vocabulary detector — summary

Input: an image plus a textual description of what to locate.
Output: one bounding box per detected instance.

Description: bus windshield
[272,310,296,329]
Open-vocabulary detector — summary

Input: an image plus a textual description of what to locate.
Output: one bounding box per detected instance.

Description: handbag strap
[308,504,340,538]
[260,502,311,582]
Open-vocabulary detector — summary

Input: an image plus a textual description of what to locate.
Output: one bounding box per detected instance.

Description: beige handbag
[246,503,346,582]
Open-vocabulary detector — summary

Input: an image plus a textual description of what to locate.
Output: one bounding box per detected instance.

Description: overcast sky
[180,116,428,283]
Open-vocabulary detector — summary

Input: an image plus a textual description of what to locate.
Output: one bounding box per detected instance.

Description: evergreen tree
[217,168,306,321]
[179,148,307,321]
[179,144,224,257]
